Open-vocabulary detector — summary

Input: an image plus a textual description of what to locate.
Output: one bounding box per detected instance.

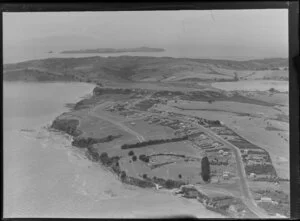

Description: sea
[3,81,223,218]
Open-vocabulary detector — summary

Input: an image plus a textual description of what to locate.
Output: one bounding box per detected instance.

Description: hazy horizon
[3,10,288,61]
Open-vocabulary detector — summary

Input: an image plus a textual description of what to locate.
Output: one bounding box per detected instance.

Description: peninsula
[4,56,290,218]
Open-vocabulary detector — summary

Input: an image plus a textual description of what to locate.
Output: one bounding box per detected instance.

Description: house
[261,197,272,203]
[212,142,219,148]
[223,151,229,156]
[218,149,224,154]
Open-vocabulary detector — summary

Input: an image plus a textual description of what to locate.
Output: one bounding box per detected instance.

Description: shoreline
[48,86,248,218]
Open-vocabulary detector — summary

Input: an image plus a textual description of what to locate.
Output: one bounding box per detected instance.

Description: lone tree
[143,174,148,179]
[269,88,276,93]
[178,174,182,179]
[201,156,211,182]
[128,150,135,156]
[132,155,137,161]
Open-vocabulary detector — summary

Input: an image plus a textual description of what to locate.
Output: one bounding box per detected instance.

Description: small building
[218,149,224,154]
[223,171,230,180]
[223,174,229,180]
[223,151,229,156]
[249,173,256,179]
[261,197,272,203]
[130,122,136,126]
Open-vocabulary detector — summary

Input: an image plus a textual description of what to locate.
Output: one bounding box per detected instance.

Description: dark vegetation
[121,136,189,149]
[201,156,211,182]
[128,150,134,156]
[72,135,121,148]
[139,154,150,163]
[51,118,82,137]
[132,155,137,161]
[245,164,277,176]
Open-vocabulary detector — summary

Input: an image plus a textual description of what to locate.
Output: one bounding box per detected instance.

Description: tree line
[121,135,189,149]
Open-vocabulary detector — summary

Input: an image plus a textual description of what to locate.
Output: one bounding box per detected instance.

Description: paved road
[196,124,270,218]
[88,108,145,142]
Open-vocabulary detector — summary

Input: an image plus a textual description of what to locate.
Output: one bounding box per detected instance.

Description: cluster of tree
[139,154,150,163]
[99,152,120,169]
[122,176,155,188]
[51,119,81,137]
[152,176,186,189]
[245,164,277,176]
[86,147,100,162]
[121,136,189,149]
[207,120,221,126]
[72,135,121,148]
[201,156,211,182]
[258,201,290,217]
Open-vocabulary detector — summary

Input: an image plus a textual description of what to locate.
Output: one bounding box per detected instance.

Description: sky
[3,9,288,59]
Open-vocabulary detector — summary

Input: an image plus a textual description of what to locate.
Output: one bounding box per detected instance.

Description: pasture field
[147,162,203,184]
[123,119,176,140]
[170,100,281,118]
[212,80,288,92]
[77,115,138,143]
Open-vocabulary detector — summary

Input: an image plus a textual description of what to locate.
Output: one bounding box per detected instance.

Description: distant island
[61,47,165,54]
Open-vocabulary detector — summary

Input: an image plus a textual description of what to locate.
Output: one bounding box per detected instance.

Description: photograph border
[1,1,298,219]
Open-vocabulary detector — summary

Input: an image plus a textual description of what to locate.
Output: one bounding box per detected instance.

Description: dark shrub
[132,155,137,161]
[128,150,134,156]
[178,174,182,179]
[143,174,148,179]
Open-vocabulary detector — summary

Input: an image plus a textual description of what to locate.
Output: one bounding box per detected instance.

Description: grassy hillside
[3,56,288,83]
